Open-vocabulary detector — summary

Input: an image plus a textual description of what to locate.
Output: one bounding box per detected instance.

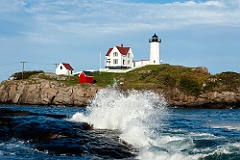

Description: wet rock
[0,108,136,159]
[0,108,33,117]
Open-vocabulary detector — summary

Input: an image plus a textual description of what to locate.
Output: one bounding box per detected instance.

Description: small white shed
[55,62,74,76]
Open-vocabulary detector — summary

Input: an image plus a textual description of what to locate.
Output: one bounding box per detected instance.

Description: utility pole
[20,61,27,79]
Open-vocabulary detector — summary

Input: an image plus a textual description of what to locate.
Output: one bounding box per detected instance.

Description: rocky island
[1,64,240,109]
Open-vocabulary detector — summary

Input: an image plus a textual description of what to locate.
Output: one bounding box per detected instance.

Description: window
[60,66,63,70]
[128,53,130,58]
[113,59,118,64]
[123,60,125,65]
[128,60,130,64]
[113,52,118,57]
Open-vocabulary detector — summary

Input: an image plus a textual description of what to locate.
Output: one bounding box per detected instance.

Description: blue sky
[0,0,240,82]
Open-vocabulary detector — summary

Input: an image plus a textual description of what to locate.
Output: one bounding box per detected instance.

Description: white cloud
[44,1,239,28]
[1,0,239,39]
[1,0,240,43]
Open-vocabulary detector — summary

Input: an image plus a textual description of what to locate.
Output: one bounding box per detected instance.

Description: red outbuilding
[78,71,94,84]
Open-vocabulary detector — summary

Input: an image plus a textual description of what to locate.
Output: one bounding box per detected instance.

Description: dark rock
[0,108,136,159]
[0,108,33,117]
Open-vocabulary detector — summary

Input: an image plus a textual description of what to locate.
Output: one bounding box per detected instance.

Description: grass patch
[204,72,240,92]
[91,64,211,95]
[93,72,123,86]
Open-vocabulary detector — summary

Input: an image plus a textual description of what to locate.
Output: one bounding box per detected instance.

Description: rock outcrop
[0,78,101,107]
[162,88,240,108]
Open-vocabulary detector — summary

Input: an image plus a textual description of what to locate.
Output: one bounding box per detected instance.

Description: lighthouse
[149,33,161,65]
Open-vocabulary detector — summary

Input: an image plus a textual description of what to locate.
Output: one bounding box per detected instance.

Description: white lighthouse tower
[149,33,161,65]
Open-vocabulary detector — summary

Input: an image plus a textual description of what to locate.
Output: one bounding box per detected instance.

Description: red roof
[82,71,93,77]
[105,45,130,56]
[105,48,113,56]
[62,63,73,70]
[116,46,130,55]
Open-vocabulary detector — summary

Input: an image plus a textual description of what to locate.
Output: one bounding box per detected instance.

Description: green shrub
[180,76,201,96]
[10,70,44,80]
[164,74,176,87]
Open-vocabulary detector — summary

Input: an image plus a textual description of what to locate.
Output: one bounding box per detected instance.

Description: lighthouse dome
[149,33,161,43]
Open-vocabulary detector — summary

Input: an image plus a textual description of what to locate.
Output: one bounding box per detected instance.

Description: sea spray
[70,83,168,149]
[69,84,203,159]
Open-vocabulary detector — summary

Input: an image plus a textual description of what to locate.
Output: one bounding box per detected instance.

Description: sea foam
[70,82,167,149]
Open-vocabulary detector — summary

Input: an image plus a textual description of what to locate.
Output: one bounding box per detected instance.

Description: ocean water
[0,86,240,160]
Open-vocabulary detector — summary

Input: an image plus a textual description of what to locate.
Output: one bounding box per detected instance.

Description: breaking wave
[70,82,167,150]
[69,82,240,160]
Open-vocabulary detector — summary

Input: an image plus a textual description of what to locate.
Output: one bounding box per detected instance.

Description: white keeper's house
[105,44,134,69]
[102,34,161,72]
